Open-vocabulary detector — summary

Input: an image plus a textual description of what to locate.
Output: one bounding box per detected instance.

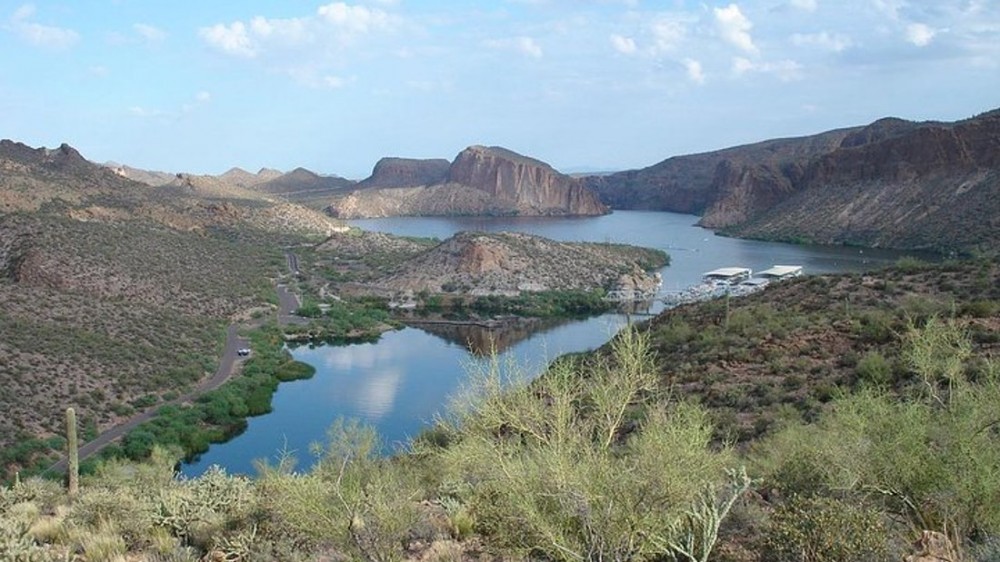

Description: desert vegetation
[0,212,286,478]
[2,259,998,561]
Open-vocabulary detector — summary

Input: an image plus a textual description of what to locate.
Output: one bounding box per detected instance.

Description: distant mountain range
[582,109,1000,254]
[107,162,354,210]
[14,106,1000,253]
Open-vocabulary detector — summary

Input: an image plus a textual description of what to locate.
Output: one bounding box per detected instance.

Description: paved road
[277,284,308,326]
[45,251,306,475]
[45,324,249,475]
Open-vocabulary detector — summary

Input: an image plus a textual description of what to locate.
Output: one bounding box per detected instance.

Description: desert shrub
[853,309,896,344]
[757,319,1000,545]
[764,495,889,562]
[258,419,420,562]
[894,256,929,273]
[855,350,893,387]
[436,328,742,562]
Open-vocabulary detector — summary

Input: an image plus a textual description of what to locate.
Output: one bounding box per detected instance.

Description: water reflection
[406,316,570,355]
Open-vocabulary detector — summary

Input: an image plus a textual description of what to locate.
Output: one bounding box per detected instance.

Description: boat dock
[661,264,803,308]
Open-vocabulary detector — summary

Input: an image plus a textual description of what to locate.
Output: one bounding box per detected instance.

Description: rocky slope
[370,231,663,296]
[723,112,1000,252]
[326,146,608,218]
[3,140,347,238]
[583,110,1000,253]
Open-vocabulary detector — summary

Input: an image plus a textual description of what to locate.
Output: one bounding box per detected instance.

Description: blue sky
[1,1,997,178]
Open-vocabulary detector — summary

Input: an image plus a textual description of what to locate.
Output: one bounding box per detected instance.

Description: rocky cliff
[583,109,1000,253]
[581,128,854,215]
[355,157,450,189]
[724,111,1000,252]
[326,146,608,218]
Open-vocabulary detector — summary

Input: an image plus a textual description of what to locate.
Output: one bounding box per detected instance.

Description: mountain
[581,127,856,214]
[250,167,355,209]
[583,110,1000,253]
[326,146,608,218]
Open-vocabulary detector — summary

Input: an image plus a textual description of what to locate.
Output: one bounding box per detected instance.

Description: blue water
[182,211,922,476]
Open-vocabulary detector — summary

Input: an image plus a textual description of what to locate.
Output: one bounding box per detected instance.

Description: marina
[660,264,802,307]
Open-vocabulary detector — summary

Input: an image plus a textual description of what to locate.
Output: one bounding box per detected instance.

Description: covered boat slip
[702,267,753,284]
[757,265,804,279]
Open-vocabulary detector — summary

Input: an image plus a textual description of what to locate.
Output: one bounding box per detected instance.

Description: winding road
[45,325,250,475]
[44,251,305,475]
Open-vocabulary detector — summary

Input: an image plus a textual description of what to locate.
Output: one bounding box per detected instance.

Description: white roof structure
[758,265,803,278]
[703,267,752,279]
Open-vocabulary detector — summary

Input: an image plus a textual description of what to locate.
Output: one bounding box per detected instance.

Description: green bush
[435,328,741,561]
[764,495,889,562]
[855,350,892,387]
[757,319,1000,544]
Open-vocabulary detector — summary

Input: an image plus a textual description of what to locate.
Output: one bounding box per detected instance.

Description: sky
[0,1,997,179]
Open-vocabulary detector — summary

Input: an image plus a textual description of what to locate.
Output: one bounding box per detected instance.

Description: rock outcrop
[904,530,958,562]
[326,146,609,218]
[371,231,664,296]
[355,157,450,189]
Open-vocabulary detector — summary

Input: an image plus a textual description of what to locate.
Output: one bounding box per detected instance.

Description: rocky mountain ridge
[326,146,608,218]
[583,109,1000,253]
[2,140,347,238]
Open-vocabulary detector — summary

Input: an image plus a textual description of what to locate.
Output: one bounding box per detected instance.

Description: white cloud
[316,2,392,33]
[732,56,802,81]
[791,31,852,52]
[8,3,79,50]
[683,58,705,84]
[200,3,398,61]
[195,91,212,103]
[714,4,757,54]
[249,15,312,45]
[650,17,686,53]
[610,34,637,54]
[200,21,256,57]
[486,36,543,58]
[790,0,818,11]
[133,23,166,44]
[89,65,110,77]
[905,22,936,46]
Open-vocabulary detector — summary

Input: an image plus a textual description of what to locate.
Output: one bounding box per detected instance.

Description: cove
[182,211,926,477]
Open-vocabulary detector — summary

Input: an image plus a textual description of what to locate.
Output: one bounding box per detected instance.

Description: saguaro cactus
[66,407,79,498]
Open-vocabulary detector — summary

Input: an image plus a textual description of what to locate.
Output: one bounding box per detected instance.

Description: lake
[182,211,922,476]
